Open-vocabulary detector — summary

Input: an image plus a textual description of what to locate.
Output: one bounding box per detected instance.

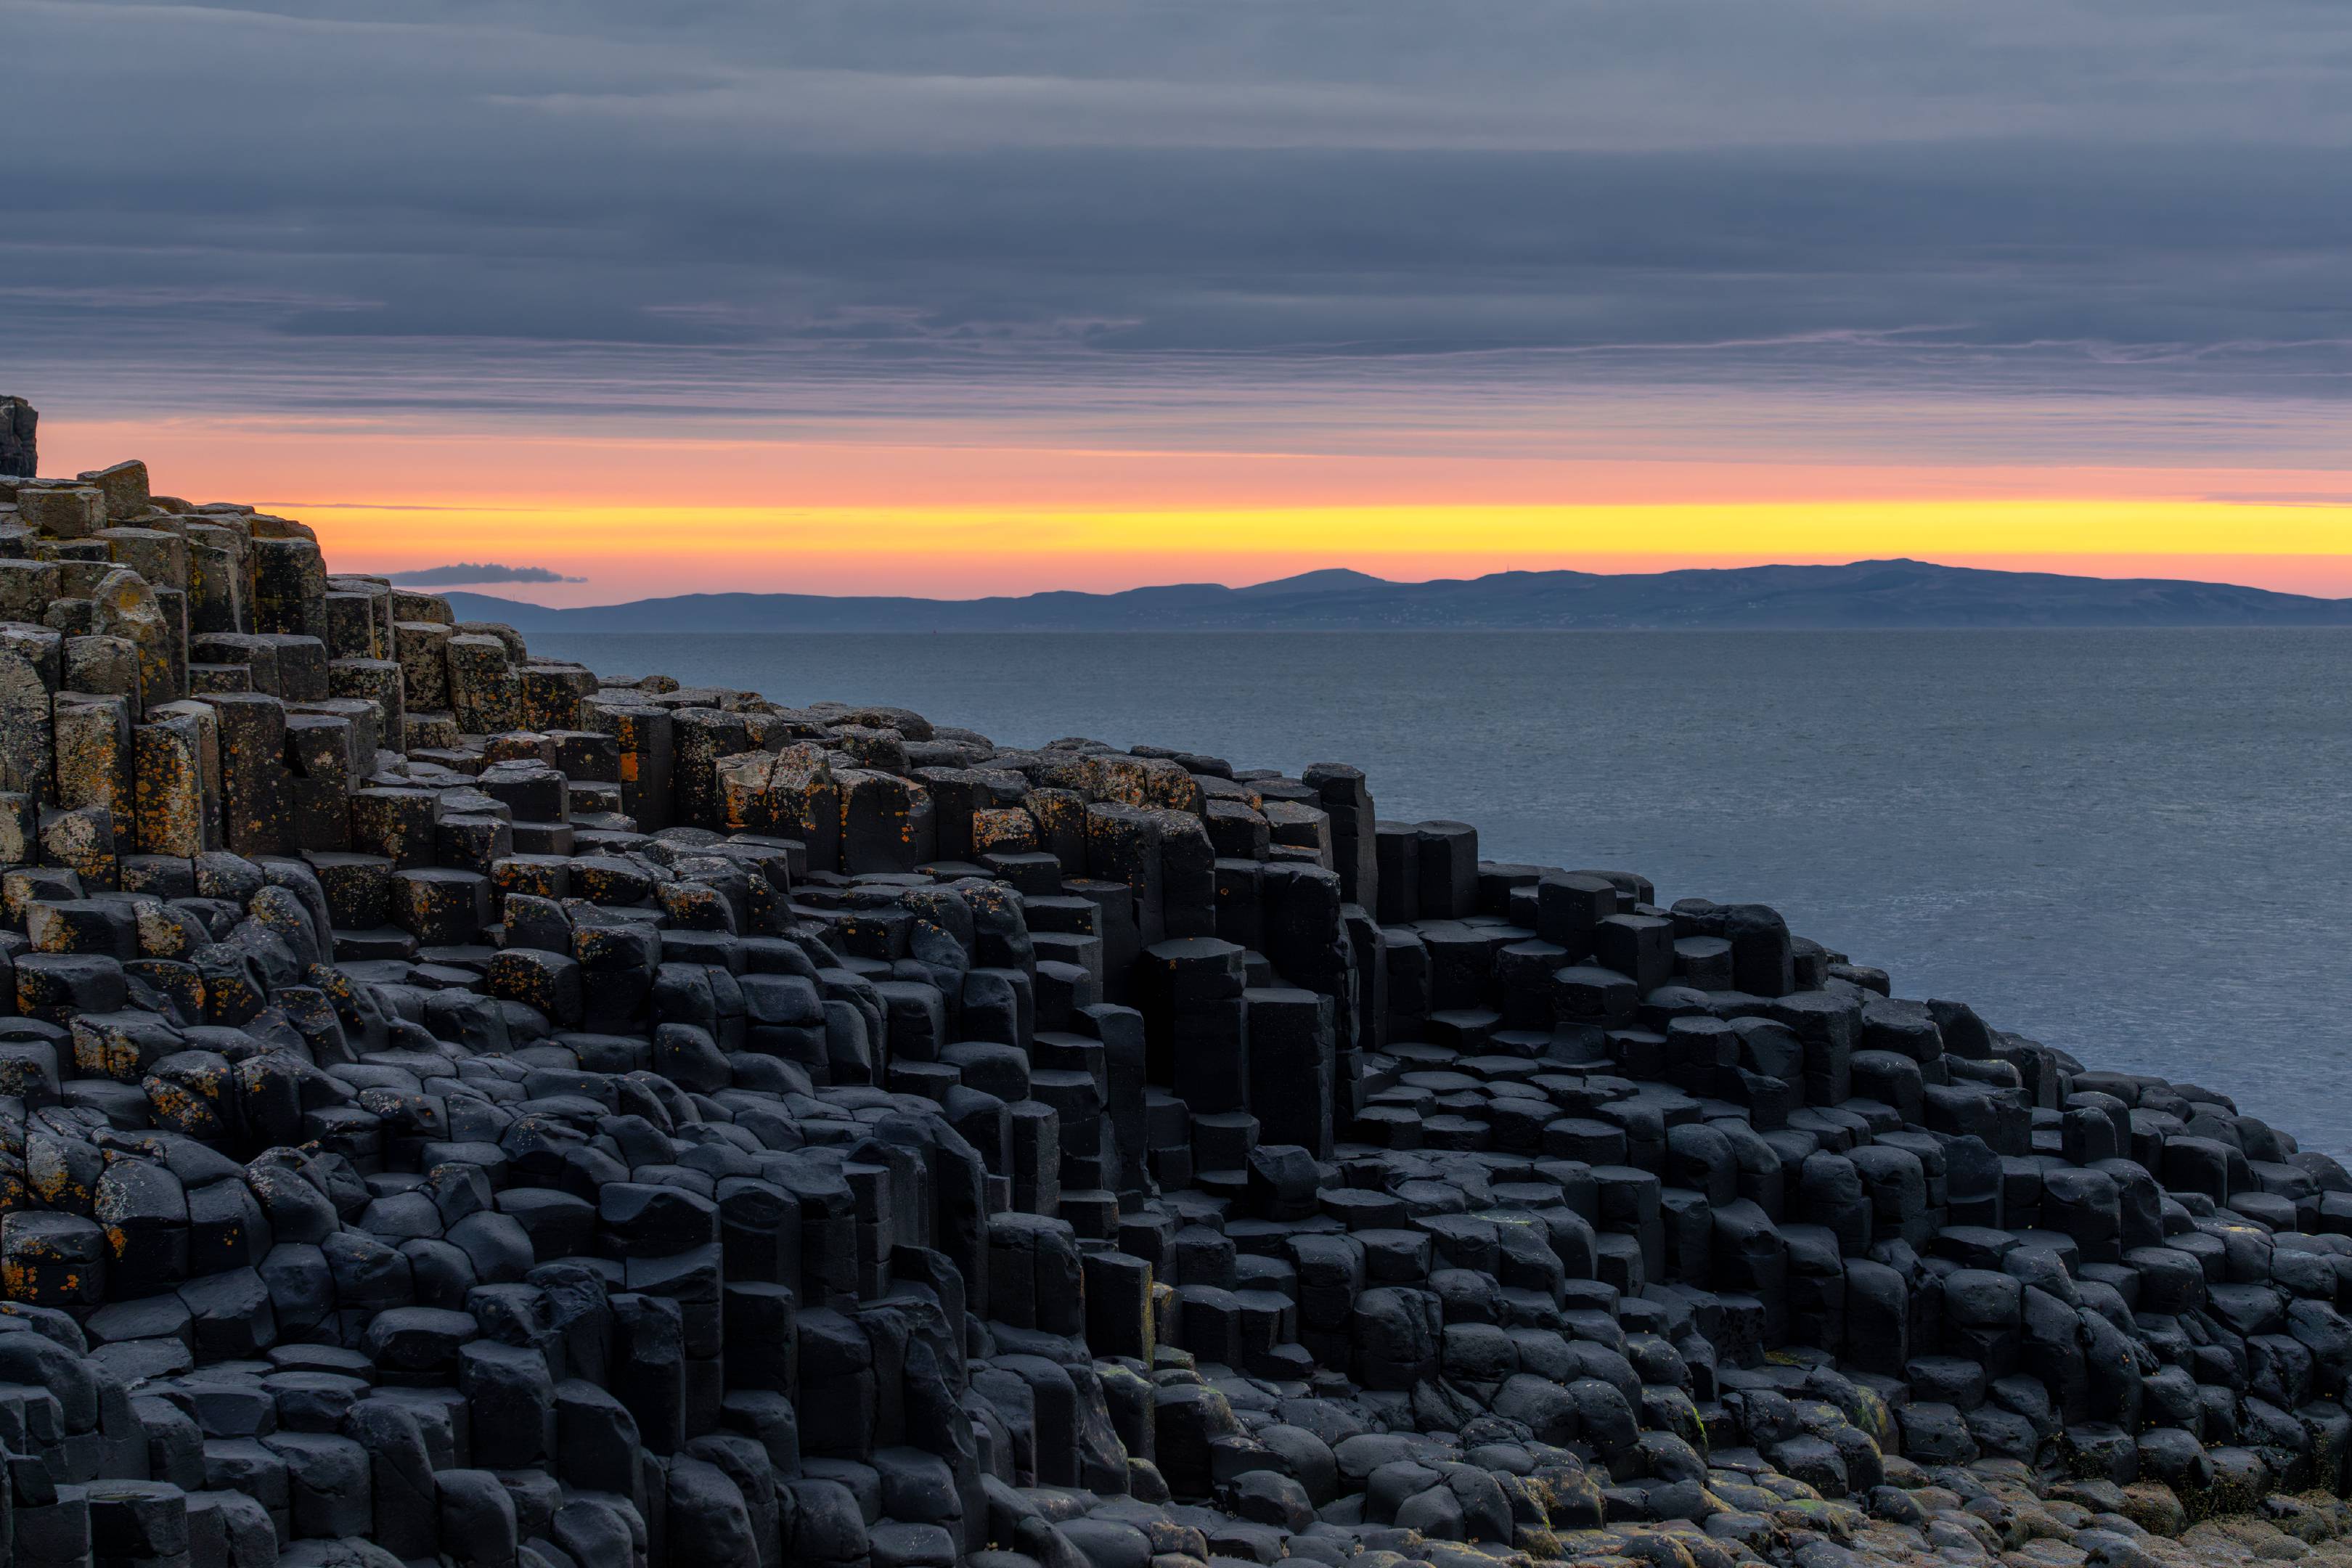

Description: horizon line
[414,554,2351,613]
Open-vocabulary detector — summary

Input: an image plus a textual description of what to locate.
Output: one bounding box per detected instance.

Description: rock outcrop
[1,404,2351,1568]
[0,396,33,478]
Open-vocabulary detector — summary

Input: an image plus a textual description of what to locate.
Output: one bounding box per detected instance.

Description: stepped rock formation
[2,408,2352,1568]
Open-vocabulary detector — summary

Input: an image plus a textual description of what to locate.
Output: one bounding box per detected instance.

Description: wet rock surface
[0,409,2346,1567]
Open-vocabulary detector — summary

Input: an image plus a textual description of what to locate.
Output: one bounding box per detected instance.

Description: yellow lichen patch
[973,807,1039,855]
[144,1082,199,1119]
[28,1161,93,1209]
[714,750,779,833]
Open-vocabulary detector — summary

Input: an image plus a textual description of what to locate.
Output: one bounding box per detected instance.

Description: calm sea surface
[528,628,2352,1156]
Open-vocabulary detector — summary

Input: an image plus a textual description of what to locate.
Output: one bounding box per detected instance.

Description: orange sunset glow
[36,413,2352,605]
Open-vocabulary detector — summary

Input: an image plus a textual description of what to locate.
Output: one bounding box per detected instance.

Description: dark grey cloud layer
[8,0,2352,457]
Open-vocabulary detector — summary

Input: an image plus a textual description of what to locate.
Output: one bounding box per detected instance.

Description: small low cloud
[383,562,586,585]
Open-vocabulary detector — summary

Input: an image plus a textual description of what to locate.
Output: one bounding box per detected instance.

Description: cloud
[8,0,2352,471]
[383,563,586,585]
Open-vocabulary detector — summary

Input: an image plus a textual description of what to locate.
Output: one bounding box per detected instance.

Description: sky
[12,0,2352,603]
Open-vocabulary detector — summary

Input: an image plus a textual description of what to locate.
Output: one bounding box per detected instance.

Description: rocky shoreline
[0,408,2348,1568]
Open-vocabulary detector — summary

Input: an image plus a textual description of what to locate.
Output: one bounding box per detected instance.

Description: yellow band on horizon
[301,498,2352,588]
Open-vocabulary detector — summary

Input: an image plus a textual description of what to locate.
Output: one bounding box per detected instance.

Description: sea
[526,627,2352,1159]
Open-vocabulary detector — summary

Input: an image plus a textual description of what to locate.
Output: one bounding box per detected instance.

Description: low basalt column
[248,532,331,642]
[54,690,136,856]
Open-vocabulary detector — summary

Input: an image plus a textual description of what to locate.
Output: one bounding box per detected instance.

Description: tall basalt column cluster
[0,415,2350,1568]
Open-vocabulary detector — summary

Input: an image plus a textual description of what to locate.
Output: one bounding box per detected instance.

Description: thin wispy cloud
[382,563,585,585]
[2205,494,2352,508]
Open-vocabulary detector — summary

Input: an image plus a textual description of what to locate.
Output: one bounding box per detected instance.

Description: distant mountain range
[442,559,2352,633]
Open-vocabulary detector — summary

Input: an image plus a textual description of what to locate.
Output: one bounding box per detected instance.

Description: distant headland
[447,559,2352,633]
